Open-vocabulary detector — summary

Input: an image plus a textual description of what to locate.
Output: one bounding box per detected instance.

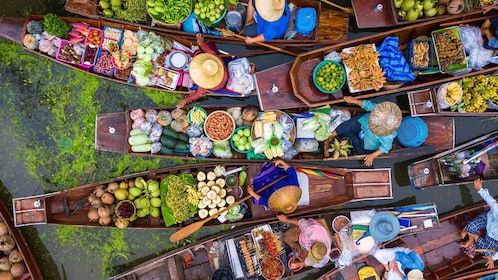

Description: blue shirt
[477,188,498,260]
[255,3,290,41]
[359,100,397,153]
[256,167,299,208]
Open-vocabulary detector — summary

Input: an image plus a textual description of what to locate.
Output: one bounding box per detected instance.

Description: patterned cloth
[251,162,299,208]
[377,37,416,83]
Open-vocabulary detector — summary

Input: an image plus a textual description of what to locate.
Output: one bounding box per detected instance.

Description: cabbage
[251,138,269,154]
[273,122,284,139]
[263,123,273,141]
[315,122,330,141]
[302,118,319,132]
[303,112,331,141]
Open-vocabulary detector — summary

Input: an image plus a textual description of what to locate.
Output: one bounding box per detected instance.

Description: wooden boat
[95,105,455,162]
[409,130,498,190]
[107,202,440,280]
[0,198,42,280]
[351,0,486,29]
[407,87,498,117]
[64,0,350,48]
[12,162,393,229]
[257,12,498,110]
[0,14,271,99]
[319,201,493,280]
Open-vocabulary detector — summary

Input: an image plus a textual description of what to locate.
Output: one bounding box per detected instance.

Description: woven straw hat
[189,53,225,89]
[255,0,285,22]
[369,211,400,242]
[308,242,327,264]
[368,101,402,136]
[267,186,301,214]
[407,269,424,280]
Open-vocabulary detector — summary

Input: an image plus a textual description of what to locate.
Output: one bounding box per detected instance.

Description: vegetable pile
[0,219,28,279]
[147,0,192,24]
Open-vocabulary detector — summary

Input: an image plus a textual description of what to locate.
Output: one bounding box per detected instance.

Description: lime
[237,129,244,136]
[232,134,240,142]
[99,0,111,9]
[237,144,246,151]
[238,137,247,145]
[245,142,252,150]
[243,128,251,137]
[102,8,114,17]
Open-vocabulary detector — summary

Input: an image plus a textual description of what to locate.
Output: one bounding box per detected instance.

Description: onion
[87,194,97,204]
[98,205,111,218]
[88,208,99,222]
[0,257,10,271]
[0,236,15,252]
[107,182,119,192]
[93,185,106,197]
[91,198,102,207]
[101,193,115,205]
[0,271,12,280]
[99,215,112,226]
[0,223,8,236]
[10,262,25,278]
[8,249,22,264]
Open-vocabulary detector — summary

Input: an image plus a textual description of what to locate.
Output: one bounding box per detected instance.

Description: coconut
[88,208,99,222]
[0,271,12,280]
[198,181,207,189]
[0,223,8,236]
[202,197,211,205]
[99,215,112,226]
[0,257,10,271]
[219,189,227,198]
[201,186,210,196]
[211,185,221,194]
[209,208,218,216]
[226,196,235,205]
[207,190,217,200]
[8,249,22,264]
[101,192,115,205]
[208,202,217,209]
[217,200,226,208]
[212,195,222,204]
[93,185,106,197]
[207,180,215,187]
[98,205,111,218]
[10,262,26,278]
[0,236,15,252]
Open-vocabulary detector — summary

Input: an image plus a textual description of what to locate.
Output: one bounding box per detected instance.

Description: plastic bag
[459,25,492,70]
[186,125,203,138]
[282,147,298,159]
[324,51,342,63]
[212,141,233,159]
[337,231,361,268]
[294,139,319,152]
[228,57,251,78]
[226,73,254,95]
[279,115,294,134]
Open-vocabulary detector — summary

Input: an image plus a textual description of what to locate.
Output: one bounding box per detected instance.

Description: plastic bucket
[225,10,243,33]
[396,116,428,148]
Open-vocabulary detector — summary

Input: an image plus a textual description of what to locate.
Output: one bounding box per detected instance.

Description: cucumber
[160,135,177,149]
[162,127,178,139]
[130,128,146,136]
[128,134,150,146]
[131,143,152,152]
[177,133,189,143]
[160,146,174,155]
[174,142,188,151]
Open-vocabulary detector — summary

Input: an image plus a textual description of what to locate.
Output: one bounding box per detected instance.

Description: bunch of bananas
[453,75,498,112]
[444,82,463,106]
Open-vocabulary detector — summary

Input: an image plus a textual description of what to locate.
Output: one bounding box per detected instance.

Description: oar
[169,175,288,242]
[319,0,354,16]
[214,28,298,57]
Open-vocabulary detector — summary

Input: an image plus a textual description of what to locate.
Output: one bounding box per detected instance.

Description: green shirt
[359,100,397,153]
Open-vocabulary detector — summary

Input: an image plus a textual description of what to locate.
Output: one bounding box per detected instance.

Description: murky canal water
[1,1,498,280]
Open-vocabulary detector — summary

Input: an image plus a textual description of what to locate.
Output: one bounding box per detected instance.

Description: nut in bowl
[204,110,235,142]
[313,60,346,94]
[260,257,284,280]
[112,50,132,70]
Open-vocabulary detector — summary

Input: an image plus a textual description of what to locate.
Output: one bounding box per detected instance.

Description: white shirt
[372,247,412,280]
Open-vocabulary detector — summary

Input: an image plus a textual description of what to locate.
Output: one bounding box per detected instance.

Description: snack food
[204,111,235,141]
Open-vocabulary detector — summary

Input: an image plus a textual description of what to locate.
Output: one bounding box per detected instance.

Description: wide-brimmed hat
[308,241,327,264]
[255,0,285,22]
[368,101,402,136]
[407,269,424,280]
[369,211,400,242]
[189,53,225,89]
[268,186,302,214]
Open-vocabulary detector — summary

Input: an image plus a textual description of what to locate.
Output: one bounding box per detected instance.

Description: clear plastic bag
[226,73,254,95]
[228,57,251,78]
[279,115,294,134]
[294,139,319,152]
[459,25,492,70]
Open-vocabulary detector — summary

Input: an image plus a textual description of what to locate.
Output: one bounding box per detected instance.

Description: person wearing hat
[278,214,333,269]
[177,33,228,108]
[247,159,301,214]
[371,247,425,280]
[460,178,498,269]
[369,211,401,243]
[329,96,402,166]
[241,0,291,43]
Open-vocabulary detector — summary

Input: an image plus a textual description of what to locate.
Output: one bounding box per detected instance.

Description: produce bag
[459,25,491,70]
[212,140,233,159]
[227,58,254,95]
[294,139,319,153]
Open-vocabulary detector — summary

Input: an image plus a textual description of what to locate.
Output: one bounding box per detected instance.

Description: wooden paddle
[214,28,298,57]
[319,0,354,16]
[169,175,289,242]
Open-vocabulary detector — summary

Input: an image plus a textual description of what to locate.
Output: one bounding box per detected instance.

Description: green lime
[243,128,251,137]
[232,134,240,142]
[99,0,111,9]
[245,142,252,150]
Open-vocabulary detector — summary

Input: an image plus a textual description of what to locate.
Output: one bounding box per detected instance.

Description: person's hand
[344,96,358,105]
[482,5,496,14]
[388,259,397,271]
[289,261,304,269]
[277,214,288,223]
[364,153,376,167]
[273,159,284,167]
[176,99,186,109]
[247,185,256,196]
[485,256,495,269]
[245,36,255,44]
[474,177,483,191]
[196,33,204,46]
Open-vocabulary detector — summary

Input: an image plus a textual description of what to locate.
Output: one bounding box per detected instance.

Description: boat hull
[13,162,393,229]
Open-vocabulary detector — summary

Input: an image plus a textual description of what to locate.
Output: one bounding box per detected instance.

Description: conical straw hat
[268,185,301,214]
[308,241,327,263]
[189,53,225,89]
[255,0,285,22]
[368,101,402,136]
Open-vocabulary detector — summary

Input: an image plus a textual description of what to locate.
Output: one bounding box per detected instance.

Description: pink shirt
[298,218,332,268]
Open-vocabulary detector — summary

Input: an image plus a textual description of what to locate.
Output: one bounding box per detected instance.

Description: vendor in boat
[371,247,425,280]
[241,0,291,43]
[460,178,498,269]
[278,214,333,269]
[481,5,498,49]
[247,159,301,214]
[176,33,228,108]
[329,96,402,167]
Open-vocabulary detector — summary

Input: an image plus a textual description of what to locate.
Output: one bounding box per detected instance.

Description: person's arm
[486,256,496,269]
[364,149,382,167]
[344,96,364,107]
[243,0,256,28]
[482,5,498,14]
[247,185,261,201]
[388,259,404,278]
[475,178,498,211]
[289,260,305,269]
[274,159,291,170]
[277,214,299,225]
[245,34,266,44]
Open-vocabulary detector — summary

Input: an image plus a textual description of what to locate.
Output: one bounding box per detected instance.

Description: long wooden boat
[106,202,440,280]
[0,14,273,99]
[12,162,393,229]
[0,198,42,280]
[319,201,492,280]
[407,87,498,117]
[257,12,498,110]
[64,0,350,48]
[409,130,498,190]
[95,105,455,162]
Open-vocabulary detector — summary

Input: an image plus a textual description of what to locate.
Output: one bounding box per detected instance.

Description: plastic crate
[431,26,468,74]
[84,27,102,47]
[406,39,434,71]
[93,49,114,76]
[102,26,123,44]
[155,66,181,90]
[81,44,98,68]
[56,39,85,66]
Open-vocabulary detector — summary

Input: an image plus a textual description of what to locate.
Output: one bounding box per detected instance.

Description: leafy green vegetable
[160,178,175,226]
[43,13,71,38]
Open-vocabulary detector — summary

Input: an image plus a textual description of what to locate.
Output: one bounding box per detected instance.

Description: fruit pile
[231,127,253,152]
[443,82,463,106]
[147,0,191,24]
[453,75,498,112]
[314,61,345,93]
[341,44,386,92]
[194,0,226,25]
